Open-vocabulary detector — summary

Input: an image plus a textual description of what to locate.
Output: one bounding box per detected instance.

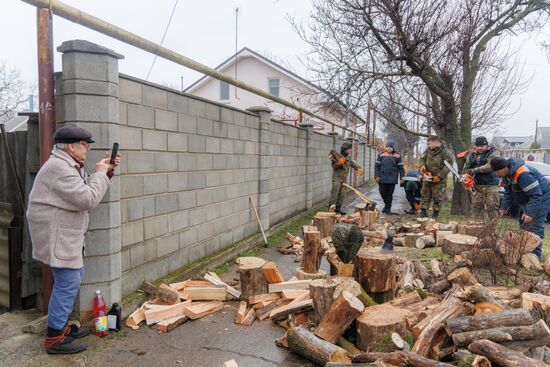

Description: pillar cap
[300,122,315,128]
[327,131,339,136]
[57,40,124,59]
[247,106,272,114]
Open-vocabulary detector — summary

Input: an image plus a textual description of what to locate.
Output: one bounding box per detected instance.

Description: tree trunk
[353,248,396,294]
[468,339,546,367]
[452,319,550,347]
[238,257,268,304]
[352,351,455,366]
[309,278,338,323]
[301,229,323,274]
[356,304,408,352]
[287,326,351,366]
[445,309,534,334]
[314,215,335,239]
[315,291,365,343]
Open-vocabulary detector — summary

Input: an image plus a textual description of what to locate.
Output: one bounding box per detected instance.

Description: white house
[184,47,363,135]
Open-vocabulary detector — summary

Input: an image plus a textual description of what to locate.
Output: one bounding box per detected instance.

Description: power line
[146,0,179,80]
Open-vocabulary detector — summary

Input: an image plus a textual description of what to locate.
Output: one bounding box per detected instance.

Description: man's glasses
[74,141,91,150]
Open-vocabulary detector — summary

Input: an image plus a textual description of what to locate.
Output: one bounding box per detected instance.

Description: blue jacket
[375,150,405,184]
[464,145,499,186]
[501,158,550,217]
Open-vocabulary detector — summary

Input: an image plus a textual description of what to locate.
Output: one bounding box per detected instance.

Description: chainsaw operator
[491,156,550,258]
[328,142,364,214]
[419,135,453,219]
[462,136,500,219]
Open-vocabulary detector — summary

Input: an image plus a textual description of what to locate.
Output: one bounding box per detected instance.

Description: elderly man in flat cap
[27,125,120,354]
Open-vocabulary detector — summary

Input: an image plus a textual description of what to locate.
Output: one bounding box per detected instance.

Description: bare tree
[293,0,549,213]
[0,61,29,123]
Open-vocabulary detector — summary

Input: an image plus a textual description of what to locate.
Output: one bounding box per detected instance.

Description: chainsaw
[444,160,476,193]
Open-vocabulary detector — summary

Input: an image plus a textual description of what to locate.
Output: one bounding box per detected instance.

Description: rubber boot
[45,327,87,355]
[67,324,90,339]
[335,205,345,215]
[406,207,417,214]
[420,209,428,218]
[385,206,397,215]
[432,210,439,220]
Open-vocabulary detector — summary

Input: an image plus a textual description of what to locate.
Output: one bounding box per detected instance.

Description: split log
[521,292,550,311]
[414,260,431,286]
[389,291,422,308]
[144,301,192,325]
[235,301,247,324]
[436,230,453,247]
[169,279,211,291]
[352,351,455,366]
[521,253,543,271]
[402,296,440,328]
[393,237,406,247]
[302,229,323,274]
[309,278,338,322]
[445,309,534,334]
[457,222,485,237]
[326,253,354,277]
[270,299,314,322]
[140,281,179,304]
[241,308,256,326]
[405,233,424,248]
[268,280,311,293]
[441,234,478,255]
[452,319,550,347]
[337,337,362,356]
[287,326,351,366]
[399,260,415,291]
[356,304,407,352]
[364,211,378,230]
[315,291,365,343]
[355,202,367,212]
[504,229,541,254]
[314,215,335,239]
[447,267,477,285]
[238,257,268,304]
[181,285,227,301]
[458,283,507,311]
[185,301,224,320]
[354,248,396,294]
[256,299,290,321]
[417,217,436,229]
[415,235,435,249]
[468,339,546,367]
[333,277,377,307]
[156,313,188,333]
[281,289,308,300]
[223,360,238,367]
[204,272,241,299]
[463,285,521,304]
[261,261,285,284]
[429,279,451,294]
[126,306,146,330]
[430,259,443,277]
[248,293,281,305]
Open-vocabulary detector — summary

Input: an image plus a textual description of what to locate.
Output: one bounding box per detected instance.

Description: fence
[53,40,376,314]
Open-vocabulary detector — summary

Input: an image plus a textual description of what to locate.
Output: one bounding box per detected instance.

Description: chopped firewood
[248,293,281,305]
[544,258,550,276]
[463,285,521,303]
[275,332,289,348]
[457,283,507,312]
[456,222,485,237]
[415,235,435,249]
[126,306,146,330]
[353,248,396,294]
[468,339,546,367]
[315,291,364,343]
[393,236,406,247]
[287,325,351,366]
[286,290,310,306]
[441,234,478,255]
[238,257,268,303]
[337,336,362,356]
[144,301,192,325]
[356,304,408,352]
[416,217,435,229]
[270,299,314,322]
[301,228,324,274]
[156,313,188,333]
[521,253,543,271]
[326,253,354,277]
[430,259,443,277]
[223,360,239,367]
[261,261,285,284]
[445,308,534,334]
[399,260,416,291]
[281,289,308,300]
[140,281,180,305]
[428,279,451,294]
[402,296,440,328]
[240,308,256,326]
[405,232,424,248]
[268,280,311,293]
[185,301,224,320]
[452,319,550,347]
[474,301,506,315]
[352,351,455,366]
[397,223,422,234]
[309,278,338,322]
[204,271,241,299]
[181,285,227,301]
[295,266,326,280]
[390,291,422,308]
[447,267,477,285]
[314,215,336,238]
[169,279,211,291]
[436,230,453,247]
[521,292,550,311]
[414,260,431,286]
[391,332,410,351]
[256,299,291,321]
[235,301,247,324]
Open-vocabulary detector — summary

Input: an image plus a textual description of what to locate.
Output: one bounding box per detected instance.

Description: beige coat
[27,149,111,269]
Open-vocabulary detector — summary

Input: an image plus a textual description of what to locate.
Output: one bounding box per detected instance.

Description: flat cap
[54,125,95,144]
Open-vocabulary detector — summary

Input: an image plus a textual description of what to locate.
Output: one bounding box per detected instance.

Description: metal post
[37,7,55,314]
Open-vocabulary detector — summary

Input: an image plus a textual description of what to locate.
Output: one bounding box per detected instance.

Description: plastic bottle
[107,302,122,332]
[93,290,109,337]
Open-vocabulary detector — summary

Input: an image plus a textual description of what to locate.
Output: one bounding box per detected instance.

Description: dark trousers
[406,190,420,209]
[379,183,396,210]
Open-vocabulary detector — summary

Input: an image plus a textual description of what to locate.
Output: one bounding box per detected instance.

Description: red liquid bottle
[93,290,110,337]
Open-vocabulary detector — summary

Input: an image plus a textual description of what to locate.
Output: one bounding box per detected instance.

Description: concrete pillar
[328,130,339,150]
[247,106,272,230]
[360,140,367,183]
[302,122,315,209]
[57,40,124,318]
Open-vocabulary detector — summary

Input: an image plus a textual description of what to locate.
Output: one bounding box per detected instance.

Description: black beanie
[490,157,509,171]
[474,136,488,146]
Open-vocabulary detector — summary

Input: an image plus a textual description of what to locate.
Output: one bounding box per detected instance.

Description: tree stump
[315,291,365,343]
[238,257,268,304]
[436,230,453,247]
[356,304,407,352]
[287,326,351,366]
[354,248,396,303]
[415,235,435,249]
[310,278,339,323]
[442,234,478,255]
[314,215,336,239]
[405,232,424,248]
[301,228,323,274]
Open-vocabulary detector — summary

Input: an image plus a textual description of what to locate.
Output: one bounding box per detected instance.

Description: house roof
[502,136,533,144]
[536,127,550,148]
[2,115,28,132]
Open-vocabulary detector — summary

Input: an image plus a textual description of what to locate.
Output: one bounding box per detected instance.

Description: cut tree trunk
[468,339,546,367]
[521,292,550,311]
[445,309,534,334]
[405,233,424,248]
[452,319,550,347]
[356,304,407,352]
[238,257,268,304]
[457,222,485,237]
[309,278,338,323]
[301,229,323,274]
[314,215,335,239]
[447,267,477,285]
[414,260,432,286]
[416,235,435,249]
[270,299,314,322]
[402,296,440,329]
[521,253,543,271]
[430,259,443,277]
[352,351,455,366]
[429,279,451,294]
[436,231,454,247]
[315,291,364,343]
[354,248,396,296]
[261,261,285,284]
[442,234,478,255]
[389,291,422,308]
[287,325,351,366]
[458,283,507,311]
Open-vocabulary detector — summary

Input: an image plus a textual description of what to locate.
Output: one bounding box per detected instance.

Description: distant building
[492,136,533,150]
[184,47,364,135]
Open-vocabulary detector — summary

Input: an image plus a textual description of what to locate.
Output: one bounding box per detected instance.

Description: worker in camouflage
[462,136,500,220]
[329,141,364,214]
[419,135,453,219]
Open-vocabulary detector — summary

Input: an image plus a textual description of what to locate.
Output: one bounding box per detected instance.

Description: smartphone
[110,142,120,164]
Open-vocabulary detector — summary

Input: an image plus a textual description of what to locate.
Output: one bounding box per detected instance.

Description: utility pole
[535,119,539,143]
[234,7,239,99]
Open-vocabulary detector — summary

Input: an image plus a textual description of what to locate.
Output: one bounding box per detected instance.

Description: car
[497,161,550,221]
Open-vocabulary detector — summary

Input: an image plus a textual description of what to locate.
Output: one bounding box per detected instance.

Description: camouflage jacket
[419,143,453,182]
[330,155,361,180]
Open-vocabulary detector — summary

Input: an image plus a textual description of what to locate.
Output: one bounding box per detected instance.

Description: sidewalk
[0,182,402,367]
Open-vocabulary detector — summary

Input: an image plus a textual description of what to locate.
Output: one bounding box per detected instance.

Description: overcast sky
[2,0,549,138]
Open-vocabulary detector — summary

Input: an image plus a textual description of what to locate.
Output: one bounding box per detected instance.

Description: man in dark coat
[375,140,405,215]
[402,170,421,214]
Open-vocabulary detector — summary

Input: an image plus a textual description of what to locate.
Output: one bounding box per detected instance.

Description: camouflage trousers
[329,177,347,207]
[469,185,499,220]
[420,181,446,212]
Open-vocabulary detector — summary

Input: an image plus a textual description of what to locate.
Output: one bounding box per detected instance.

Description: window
[268,78,280,97]
[220,81,230,101]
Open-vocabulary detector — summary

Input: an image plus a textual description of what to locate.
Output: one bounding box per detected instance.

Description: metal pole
[37,7,55,314]
[20,0,367,141]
